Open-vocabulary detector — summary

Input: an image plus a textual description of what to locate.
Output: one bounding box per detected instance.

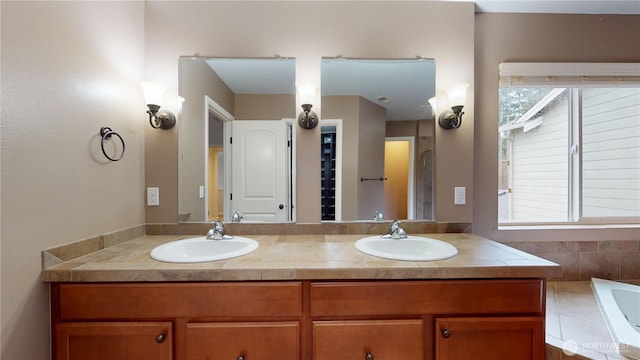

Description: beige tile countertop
[42,233,561,282]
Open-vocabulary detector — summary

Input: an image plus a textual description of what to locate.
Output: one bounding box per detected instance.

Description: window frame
[498,63,640,227]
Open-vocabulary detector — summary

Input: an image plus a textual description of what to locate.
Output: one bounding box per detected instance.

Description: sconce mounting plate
[155,110,176,130]
[298,104,319,129]
[438,105,464,130]
[146,104,176,130]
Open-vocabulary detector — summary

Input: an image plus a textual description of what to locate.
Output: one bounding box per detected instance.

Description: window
[498,63,640,224]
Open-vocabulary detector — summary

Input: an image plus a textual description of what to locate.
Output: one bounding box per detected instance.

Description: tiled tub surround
[546,280,640,360]
[42,233,560,282]
[503,240,640,282]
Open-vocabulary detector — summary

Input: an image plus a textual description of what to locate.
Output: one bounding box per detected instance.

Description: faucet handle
[207,220,225,240]
[389,220,407,239]
[390,219,401,231]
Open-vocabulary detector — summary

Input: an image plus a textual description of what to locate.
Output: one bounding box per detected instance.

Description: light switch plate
[199,185,205,199]
[454,187,466,205]
[147,187,160,206]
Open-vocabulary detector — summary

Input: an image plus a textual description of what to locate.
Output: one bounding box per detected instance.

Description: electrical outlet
[147,187,160,206]
[454,187,466,205]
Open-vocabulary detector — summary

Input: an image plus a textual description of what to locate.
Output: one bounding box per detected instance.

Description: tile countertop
[42,233,561,282]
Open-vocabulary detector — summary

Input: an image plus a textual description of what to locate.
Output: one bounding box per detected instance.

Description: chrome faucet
[232,210,243,223]
[389,220,407,239]
[206,220,225,240]
[374,210,384,222]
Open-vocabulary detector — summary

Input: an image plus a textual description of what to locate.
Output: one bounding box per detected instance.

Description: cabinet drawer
[186,321,299,360]
[59,282,302,320]
[311,279,543,317]
[313,320,423,359]
[56,321,172,360]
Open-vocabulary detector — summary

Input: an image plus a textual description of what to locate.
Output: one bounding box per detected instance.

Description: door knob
[278,204,284,209]
[365,352,374,360]
[441,328,451,338]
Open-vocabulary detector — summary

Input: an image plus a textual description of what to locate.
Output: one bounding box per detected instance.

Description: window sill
[498,223,639,231]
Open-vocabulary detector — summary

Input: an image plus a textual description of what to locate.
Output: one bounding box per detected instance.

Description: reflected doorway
[320,120,343,221]
[384,137,415,219]
[207,110,226,221]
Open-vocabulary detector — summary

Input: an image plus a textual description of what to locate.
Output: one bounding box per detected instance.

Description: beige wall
[1,1,146,359]
[323,95,360,220]
[235,94,295,120]
[357,97,387,219]
[322,95,387,221]
[143,1,476,224]
[474,13,640,242]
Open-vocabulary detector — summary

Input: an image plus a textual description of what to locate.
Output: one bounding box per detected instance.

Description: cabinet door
[185,321,299,360]
[313,320,423,360]
[436,317,544,360]
[56,322,172,360]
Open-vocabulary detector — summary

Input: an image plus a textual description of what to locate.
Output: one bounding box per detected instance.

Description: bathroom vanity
[43,233,560,360]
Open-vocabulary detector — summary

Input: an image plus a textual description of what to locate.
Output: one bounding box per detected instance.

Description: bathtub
[592,278,640,359]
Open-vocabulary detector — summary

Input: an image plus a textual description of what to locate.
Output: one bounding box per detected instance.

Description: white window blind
[499,63,640,87]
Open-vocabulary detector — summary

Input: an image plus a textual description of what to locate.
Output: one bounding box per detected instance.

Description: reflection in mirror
[321,58,436,221]
[178,57,296,223]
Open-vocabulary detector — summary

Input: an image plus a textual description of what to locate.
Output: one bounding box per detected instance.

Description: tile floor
[546,280,640,360]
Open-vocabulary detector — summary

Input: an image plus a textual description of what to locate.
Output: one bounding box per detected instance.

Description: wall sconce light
[296,82,319,129]
[437,83,469,130]
[140,81,176,130]
[428,96,437,117]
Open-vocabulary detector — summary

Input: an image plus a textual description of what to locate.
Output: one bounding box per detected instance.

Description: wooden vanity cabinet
[51,279,545,360]
[51,282,303,360]
[310,279,546,360]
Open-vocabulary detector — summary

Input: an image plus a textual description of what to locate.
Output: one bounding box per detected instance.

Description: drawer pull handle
[156,333,167,343]
[237,355,245,360]
[441,328,451,338]
[365,352,374,360]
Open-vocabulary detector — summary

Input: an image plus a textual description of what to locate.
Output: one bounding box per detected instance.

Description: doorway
[205,96,235,221]
[384,137,415,219]
[319,120,343,221]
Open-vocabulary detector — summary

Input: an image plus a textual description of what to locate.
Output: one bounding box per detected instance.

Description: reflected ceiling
[321,58,436,121]
[205,57,436,122]
[470,0,639,14]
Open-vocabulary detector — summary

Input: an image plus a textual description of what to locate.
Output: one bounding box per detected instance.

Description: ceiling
[202,1,638,121]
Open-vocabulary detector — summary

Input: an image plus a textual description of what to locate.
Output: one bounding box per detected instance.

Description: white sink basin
[355,235,457,261]
[150,236,259,263]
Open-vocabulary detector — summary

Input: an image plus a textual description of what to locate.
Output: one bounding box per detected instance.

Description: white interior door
[231,120,288,222]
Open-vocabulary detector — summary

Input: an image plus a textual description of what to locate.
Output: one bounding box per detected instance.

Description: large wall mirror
[179,57,436,223]
[321,58,436,222]
[178,57,296,223]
